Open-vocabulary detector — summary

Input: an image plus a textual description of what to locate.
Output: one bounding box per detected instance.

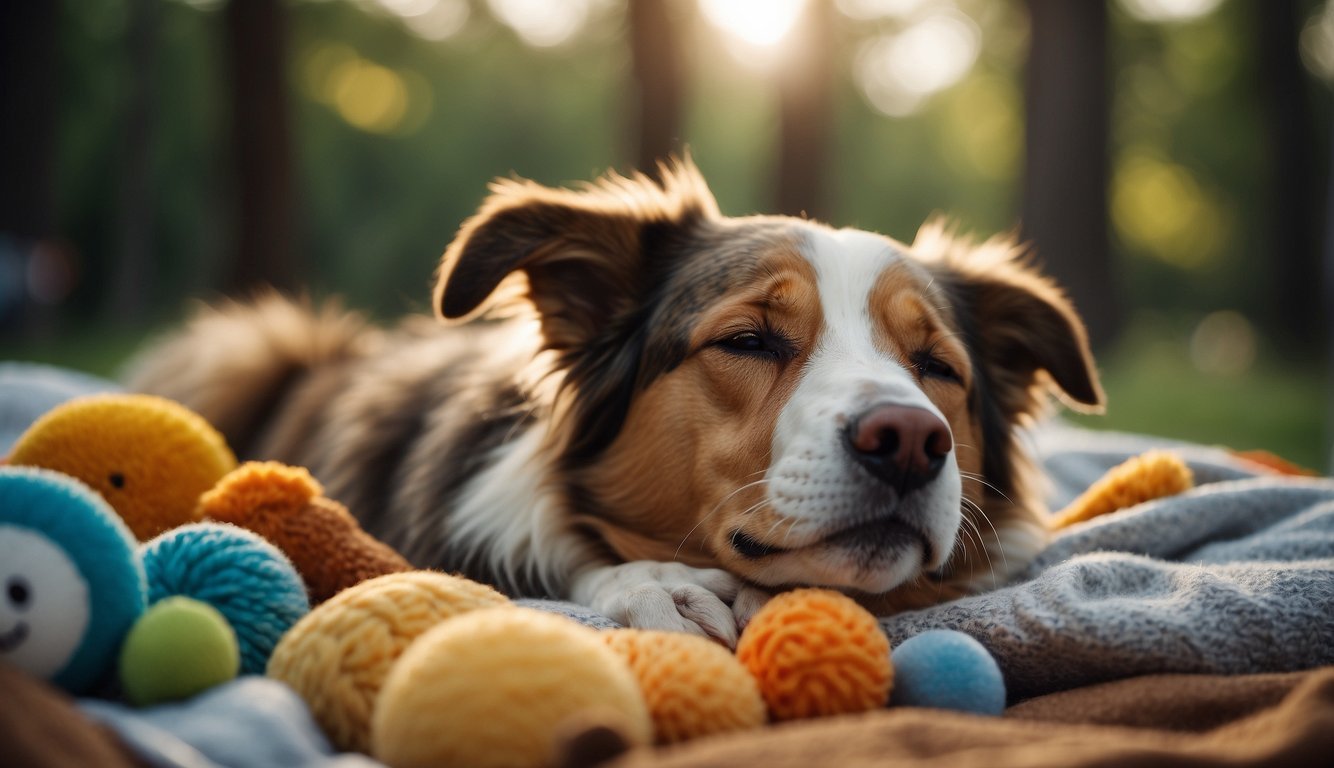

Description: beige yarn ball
[372,607,652,768]
[267,571,509,753]
[602,629,766,744]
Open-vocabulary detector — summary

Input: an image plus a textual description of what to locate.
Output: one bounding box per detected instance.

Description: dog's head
[436,161,1102,604]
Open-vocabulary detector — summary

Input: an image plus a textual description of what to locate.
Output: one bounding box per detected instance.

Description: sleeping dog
[128,160,1103,645]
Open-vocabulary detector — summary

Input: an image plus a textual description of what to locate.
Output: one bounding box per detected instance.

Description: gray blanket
[878,424,1334,700]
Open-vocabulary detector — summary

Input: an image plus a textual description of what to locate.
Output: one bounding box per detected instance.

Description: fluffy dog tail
[124,292,375,457]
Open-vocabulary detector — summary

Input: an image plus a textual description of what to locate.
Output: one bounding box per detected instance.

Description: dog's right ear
[434,161,717,354]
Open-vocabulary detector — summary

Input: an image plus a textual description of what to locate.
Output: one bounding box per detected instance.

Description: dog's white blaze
[757,226,961,590]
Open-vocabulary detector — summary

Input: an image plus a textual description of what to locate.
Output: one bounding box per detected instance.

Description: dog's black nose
[845,404,952,494]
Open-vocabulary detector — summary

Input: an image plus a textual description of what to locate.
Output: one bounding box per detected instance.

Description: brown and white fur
[128,161,1103,645]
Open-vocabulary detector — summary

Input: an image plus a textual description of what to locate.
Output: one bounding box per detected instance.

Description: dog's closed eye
[715,330,796,361]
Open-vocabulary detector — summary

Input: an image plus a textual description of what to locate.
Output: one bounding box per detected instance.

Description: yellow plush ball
[372,607,652,768]
[737,589,893,721]
[602,629,765,744]
[267,571,509,753]
[9,394,236,540]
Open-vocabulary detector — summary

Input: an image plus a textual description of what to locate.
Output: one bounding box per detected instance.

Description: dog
[128,160,1103,646]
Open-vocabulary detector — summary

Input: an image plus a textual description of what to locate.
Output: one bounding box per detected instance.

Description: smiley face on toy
[0,467,146,693]
[0,525,91,675]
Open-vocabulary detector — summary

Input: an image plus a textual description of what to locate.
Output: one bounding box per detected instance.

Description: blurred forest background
[1,0,1331,470]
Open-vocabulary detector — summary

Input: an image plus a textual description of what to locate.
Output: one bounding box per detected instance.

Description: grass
[1069,321,1330,473]
[3,316,1330,473]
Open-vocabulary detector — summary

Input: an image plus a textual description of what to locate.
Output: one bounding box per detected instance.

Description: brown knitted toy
[1050,450,1194,530]
[198,461,411,603]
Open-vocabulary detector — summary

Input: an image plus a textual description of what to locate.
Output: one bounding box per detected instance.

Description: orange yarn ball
[736,589,893,721]
[602,629,766,744]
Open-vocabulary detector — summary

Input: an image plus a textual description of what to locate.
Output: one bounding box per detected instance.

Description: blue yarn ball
[0,467,146,693]
[140,522,309,674]
[889,629,1006,716]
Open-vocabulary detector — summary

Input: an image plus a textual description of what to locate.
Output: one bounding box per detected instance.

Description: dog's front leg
[570,562,741,647]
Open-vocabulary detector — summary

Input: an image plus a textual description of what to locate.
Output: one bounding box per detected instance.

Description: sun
[699,0,808,47]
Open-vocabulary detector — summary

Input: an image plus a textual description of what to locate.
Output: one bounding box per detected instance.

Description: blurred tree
[775,0,835,220]
[111,0,160,323]
[1257,0,1322,350]
[224,0,298,294]
[0,0,58,338]
[1022,0,1120,350]
[629,0,685,175]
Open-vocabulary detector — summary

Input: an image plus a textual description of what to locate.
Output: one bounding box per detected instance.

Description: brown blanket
[600,667,1334,768]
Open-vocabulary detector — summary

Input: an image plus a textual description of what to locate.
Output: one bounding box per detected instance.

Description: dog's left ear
[916,223,1105,415]
[434,161,717,353]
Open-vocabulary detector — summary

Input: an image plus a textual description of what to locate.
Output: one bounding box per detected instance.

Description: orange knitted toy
[602,629,766,744]
[198,461,410,603]
[736,588,893,721]
[1050,450,1194,530]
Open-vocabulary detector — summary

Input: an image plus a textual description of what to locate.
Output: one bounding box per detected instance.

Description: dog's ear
[434,161,718,353]
[915,222,1104,415]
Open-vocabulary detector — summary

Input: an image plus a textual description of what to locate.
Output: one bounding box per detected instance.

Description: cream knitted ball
[266,570,508,753]
[372,607,652,768]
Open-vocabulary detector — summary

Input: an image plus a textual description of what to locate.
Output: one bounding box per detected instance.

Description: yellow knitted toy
[199,461,411,604]
[602,628,766,744]
[1050,450,1194,530]
[267,570,509,753]
[9,394,237,540]
[736,588,893,721]
[372,607,652,768]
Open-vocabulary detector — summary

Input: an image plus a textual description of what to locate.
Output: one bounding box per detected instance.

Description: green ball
[119,596,240,706]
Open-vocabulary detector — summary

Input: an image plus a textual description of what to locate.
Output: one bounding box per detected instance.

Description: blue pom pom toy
[0,466,146,693]
[141,522,309,674]
[889,629,1006,715]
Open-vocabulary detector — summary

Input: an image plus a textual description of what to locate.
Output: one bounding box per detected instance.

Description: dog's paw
[732,584,775,631]
[570,562,742,647]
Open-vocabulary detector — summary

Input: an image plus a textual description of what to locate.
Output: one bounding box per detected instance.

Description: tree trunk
[1323,86,1334,474]
[1257,0,1321,350]
[0,0,59,338]
[627,0,685,176]
[112,0,159,323]
[223,0,298,295]
[1021,0,1119,350]
[775,0,835,220]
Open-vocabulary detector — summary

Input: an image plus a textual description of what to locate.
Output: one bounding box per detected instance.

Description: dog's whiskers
[673,477,771,561]
[960,495,1007,587]
[959,468,1015,506]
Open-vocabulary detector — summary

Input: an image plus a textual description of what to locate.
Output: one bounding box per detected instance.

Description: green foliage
[1071,318,1329,471]
[10,0,1329,465]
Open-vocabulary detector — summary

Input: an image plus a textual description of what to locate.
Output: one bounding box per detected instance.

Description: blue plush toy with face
[0,466,146,693]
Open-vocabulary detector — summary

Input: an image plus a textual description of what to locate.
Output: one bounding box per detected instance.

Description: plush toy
[141,522,309,675]
[736,588,893,721]
[0,467,146,694]
[198,461,411,603]
[268,570,510,753]
[602,628,766,744]
[1050,450,1194,529]
[888,629,1006,715]
[118,595,240,706]
[8,394,237,540]
[372,607,652,768]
